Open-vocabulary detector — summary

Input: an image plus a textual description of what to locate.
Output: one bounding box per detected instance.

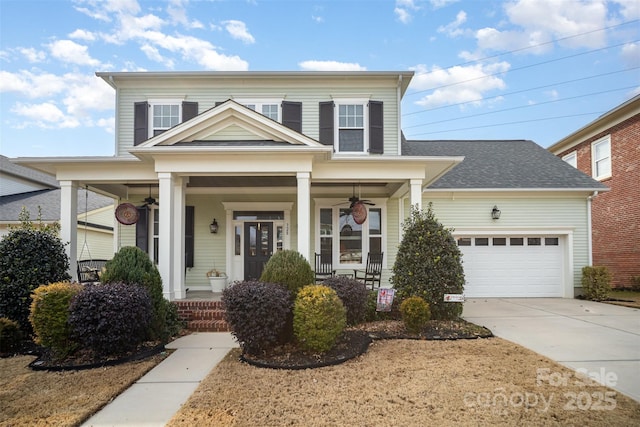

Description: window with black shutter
[369,101,383,154]
[134,102,148,146]
[281,101,302,132]
[319,101,334,146]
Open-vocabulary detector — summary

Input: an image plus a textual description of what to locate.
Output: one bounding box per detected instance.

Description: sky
[0,0,638,158]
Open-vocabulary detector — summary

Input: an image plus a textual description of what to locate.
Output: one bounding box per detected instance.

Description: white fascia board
[12,156,143,176]
[424,187,611,193]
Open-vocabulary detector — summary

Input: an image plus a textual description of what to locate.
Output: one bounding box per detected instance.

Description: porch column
[172,176,187,300]
[60,181,78,281]
[158,173,175,301]
[410,179,423,211]
[297,172,311,262]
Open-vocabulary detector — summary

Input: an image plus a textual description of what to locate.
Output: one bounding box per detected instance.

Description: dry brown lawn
[0,352,167,427]
[169,338,640,427]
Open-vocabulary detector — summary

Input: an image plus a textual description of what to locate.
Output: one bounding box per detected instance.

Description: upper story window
[151,102,181,137]
[592,135,611,180]
[562,151,577,168]
[338,103,366,152]
[235,99,282,122]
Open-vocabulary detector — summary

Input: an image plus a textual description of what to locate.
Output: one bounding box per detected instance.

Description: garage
[456,235,564,297]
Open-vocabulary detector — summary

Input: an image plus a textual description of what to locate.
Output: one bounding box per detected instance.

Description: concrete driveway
[462,298,640,402]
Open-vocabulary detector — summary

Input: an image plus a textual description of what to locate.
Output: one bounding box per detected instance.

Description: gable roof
[403,139,609,191]
[1,154,59,190]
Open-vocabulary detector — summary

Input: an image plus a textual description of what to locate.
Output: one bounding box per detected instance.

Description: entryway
[244,221,273,280]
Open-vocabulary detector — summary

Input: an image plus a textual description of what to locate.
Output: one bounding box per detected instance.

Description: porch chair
[77,259,109,283]
[314,252,335,283]
[354,252,383,289]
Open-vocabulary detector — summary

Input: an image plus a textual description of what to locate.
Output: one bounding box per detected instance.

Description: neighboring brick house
[549,94,640,288]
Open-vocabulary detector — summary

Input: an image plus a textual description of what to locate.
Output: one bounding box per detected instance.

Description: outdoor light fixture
[491,206,501,220]
[209,218,219,234]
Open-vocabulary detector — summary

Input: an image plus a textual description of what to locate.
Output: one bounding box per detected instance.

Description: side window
[151,103,180,137]
[318,100,384,154]
[337,103,365,152]
[134,100,198,145]
[562,151,577,168]
[592,136,611,180]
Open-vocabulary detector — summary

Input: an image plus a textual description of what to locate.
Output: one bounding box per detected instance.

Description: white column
[158,173,175,300]
[60,181,78,281]
[172,176,186,300]
[410,179,423,211]
[296,172,311,262]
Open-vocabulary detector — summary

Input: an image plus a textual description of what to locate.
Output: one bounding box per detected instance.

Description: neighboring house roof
[403,139,609,191]
[0,155,113,222]
[548,94,640,153]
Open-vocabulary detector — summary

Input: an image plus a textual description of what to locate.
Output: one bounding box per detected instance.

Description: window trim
[233,98,283,122]
[333,98,370,154]
[562,151,577,168]
[148,98,184,138]
[591,135,611,180]
[315,199,386,270]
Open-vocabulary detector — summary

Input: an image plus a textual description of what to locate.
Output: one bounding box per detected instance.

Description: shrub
[0,209,70,333]
[293,285,346,353]
[0,317,22,353]
[363,289,400,322]
[164,300,184,338]
[322,276,369,325]
[29,282,82,358]
[222,281,293,354]
[400,296,431,334]
[581,266,612,301]
[259,250,314,296]
[630,276,640,292]
[69,282,153,357]
[391,204,465,320]
[100,246,166,340]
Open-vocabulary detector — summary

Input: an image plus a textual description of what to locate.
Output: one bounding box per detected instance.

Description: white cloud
[395,0,421,24]
[69,29,97,41]
[410,62,510,108]
[613,0,640,19]
[621,42,640,67]
[11,102,80,129]
[167,0,203,29]
[437,10,467,37]
[0,70,67,98]
[298,61,367,71]
[18,48,46,63]
[222,20,255,44]
[48,40,103,67]
[141,44,175,68]
[96,116,115,134]
[430,0,460,8]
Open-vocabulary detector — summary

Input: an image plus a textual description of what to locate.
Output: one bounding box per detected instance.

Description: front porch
[175,291,227,332]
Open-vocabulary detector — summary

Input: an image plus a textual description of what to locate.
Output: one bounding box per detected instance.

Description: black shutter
[319,101,334,146]
[281,101,302,132]
[182,101,198,122]
[135,207,149,252]
[134,101,149,146]
[369,101,384,154]
[185,206,195,268]
[215,101,226,107]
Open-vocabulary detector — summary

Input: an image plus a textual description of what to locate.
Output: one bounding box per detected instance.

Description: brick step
[175,300,230,332]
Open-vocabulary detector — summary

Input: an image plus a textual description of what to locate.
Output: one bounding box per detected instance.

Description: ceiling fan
[337,185,375,224]
[139,185,158,208]
[338,184,375,211]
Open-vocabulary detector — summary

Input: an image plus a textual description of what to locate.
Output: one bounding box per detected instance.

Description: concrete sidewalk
[82,332,238,427]
[463,298,640,402]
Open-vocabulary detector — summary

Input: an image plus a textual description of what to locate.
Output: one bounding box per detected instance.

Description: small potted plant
[206,269,227,293]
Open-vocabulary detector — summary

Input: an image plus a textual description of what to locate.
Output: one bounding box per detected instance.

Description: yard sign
[376,288,395,312]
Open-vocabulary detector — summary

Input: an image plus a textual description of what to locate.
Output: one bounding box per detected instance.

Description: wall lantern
[491,206,501,220]
[209,218,219,234]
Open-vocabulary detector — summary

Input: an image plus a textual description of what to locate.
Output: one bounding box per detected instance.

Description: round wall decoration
[115,203,140,225]
[351,201,368,225]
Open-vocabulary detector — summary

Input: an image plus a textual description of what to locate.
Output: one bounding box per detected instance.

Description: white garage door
[457,236,563,297]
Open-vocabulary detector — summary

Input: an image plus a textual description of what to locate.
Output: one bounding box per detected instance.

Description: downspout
[397,74,402,154]
[587,191,598,265]
[110,75,119,156]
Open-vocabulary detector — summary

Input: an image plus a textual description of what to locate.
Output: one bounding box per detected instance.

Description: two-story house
[14,71,606,299]
[549,94,639,288]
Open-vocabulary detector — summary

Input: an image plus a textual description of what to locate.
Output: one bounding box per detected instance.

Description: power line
[406,19,639,95]
[405,111,605,138]
[403,66,640,117]
[403,85,638,130]
[405,38,640,97]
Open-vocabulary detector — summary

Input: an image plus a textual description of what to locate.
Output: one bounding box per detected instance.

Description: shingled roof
[402,139,608,191]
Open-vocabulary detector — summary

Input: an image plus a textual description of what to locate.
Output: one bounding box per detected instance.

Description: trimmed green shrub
[259,250,314,296]
[0,210,70,333]
[164,300,184,338]
[29,281,83,358]
[581,266,612,301]
[100,246,166,340]
[222,281,293,354]
[322,276,369,325]
[0,317,22,353]
[400,296,431,334]
[391,204,465,320]
[293,285,346,353]
[69,282,152,357]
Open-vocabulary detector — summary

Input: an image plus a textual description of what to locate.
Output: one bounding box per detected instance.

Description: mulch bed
[240,319,492,370]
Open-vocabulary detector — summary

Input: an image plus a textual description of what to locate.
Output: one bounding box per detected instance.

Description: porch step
[175,300,230,332]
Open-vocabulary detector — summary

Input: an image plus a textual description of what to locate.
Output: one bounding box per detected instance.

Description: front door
[244,222,273,280]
